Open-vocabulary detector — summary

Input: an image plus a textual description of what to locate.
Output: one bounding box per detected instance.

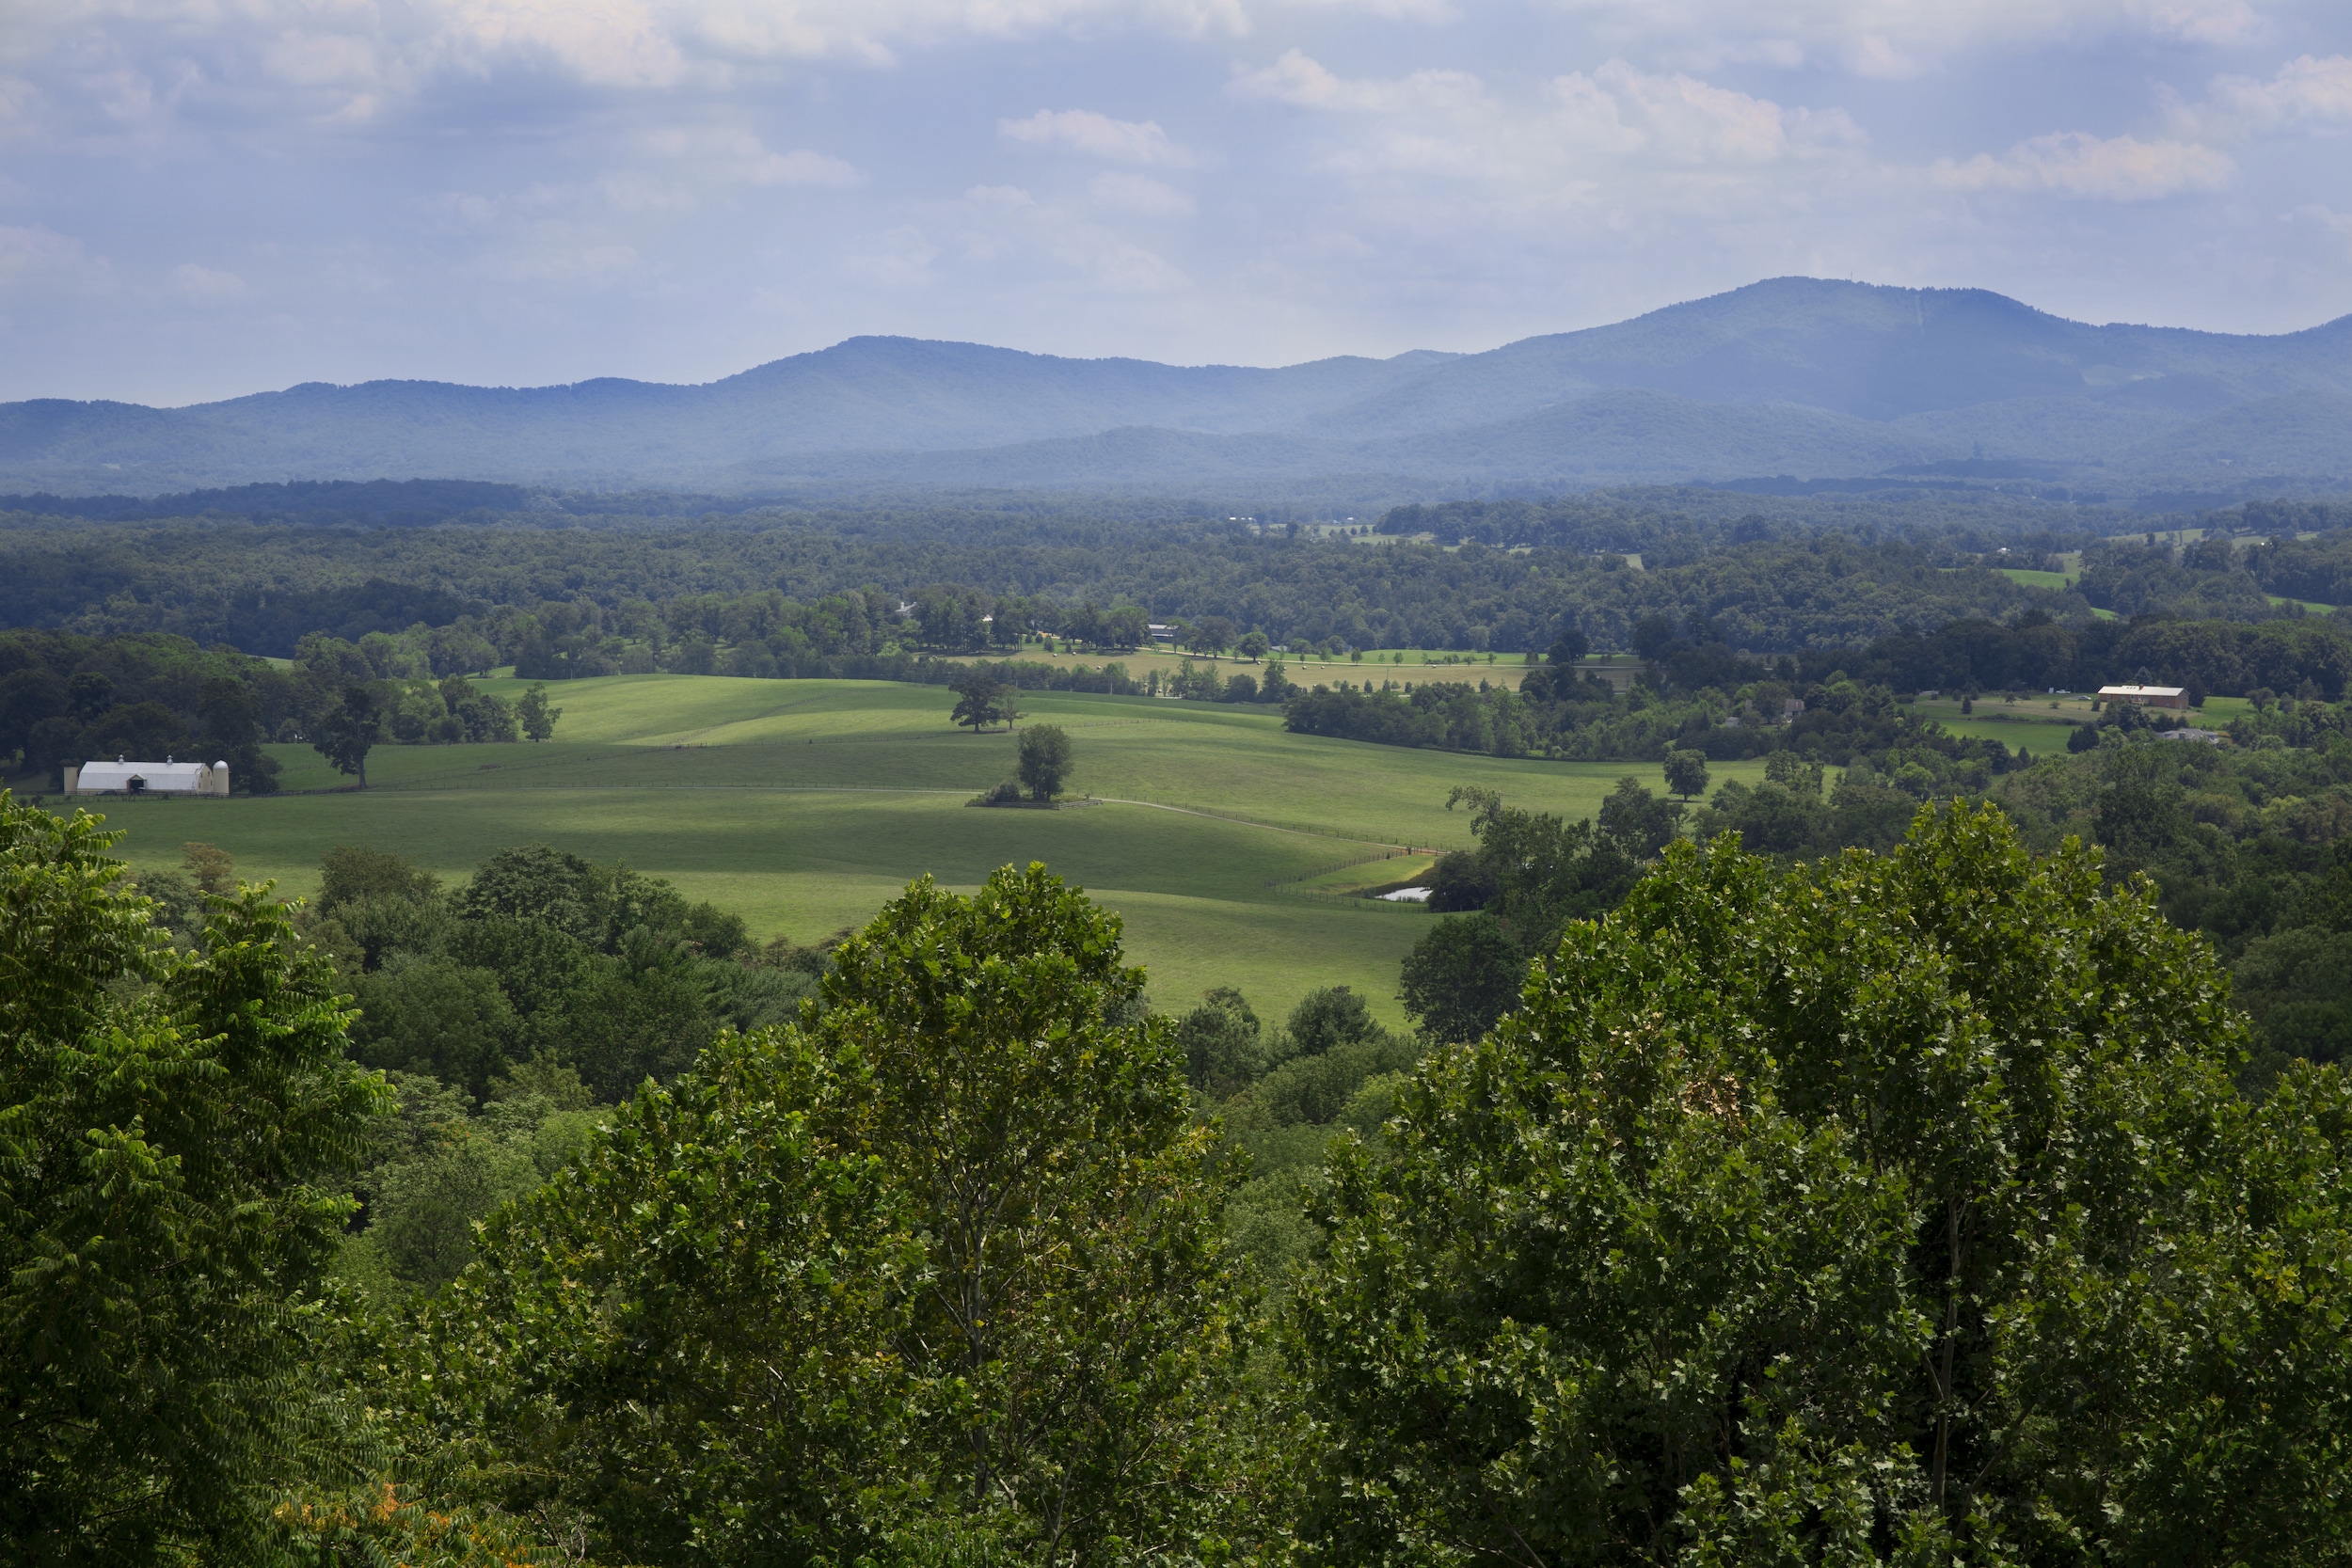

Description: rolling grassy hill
[77,676,1765,1023]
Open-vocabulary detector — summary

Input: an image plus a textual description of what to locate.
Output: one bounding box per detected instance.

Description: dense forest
[8,488,2352,671]
[12,792,2352,1564]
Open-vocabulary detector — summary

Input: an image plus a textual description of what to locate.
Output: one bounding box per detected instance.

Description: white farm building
[65,756,230,797]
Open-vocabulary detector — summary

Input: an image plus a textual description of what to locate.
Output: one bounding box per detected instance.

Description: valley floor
[64,674,1767,1022]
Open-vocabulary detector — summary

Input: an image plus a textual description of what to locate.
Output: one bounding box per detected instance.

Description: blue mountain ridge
[4,277,2346,499]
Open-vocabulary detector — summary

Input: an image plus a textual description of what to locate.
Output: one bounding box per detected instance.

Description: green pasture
[1996,567,2075,590]
[73,675,1768,1024]
[1906,693,2092,748]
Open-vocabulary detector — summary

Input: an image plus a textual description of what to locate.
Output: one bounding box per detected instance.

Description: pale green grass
[77,675,1772,1024]
[1907,694,2091,749]
[1997,567,2075,590]
[2268,594,2340,614]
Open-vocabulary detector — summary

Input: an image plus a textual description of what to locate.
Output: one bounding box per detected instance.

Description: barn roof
[76,759,223,792]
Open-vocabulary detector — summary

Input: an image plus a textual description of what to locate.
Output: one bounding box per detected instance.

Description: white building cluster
[64,756,231,797]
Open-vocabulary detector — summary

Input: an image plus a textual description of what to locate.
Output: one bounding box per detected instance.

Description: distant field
[936,641,1546,689]
[1907,693,2092,749]
[1908,691,2248,747]
[65,675,1766,1024]
[1996,567,2075,590]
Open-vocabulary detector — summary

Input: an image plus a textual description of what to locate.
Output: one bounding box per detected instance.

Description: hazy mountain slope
[2109,390,2352,483]
[1289,278,2352,437]
[1884,397,2195,462]
[0,339,1461,490]
[736,390,1929,493]
[2,277,2345,498]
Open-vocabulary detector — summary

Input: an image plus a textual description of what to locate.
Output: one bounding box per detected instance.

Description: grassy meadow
[70,675,1766,1024]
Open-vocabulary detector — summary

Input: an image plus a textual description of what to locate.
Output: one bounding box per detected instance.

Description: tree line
[2,499,2099,662]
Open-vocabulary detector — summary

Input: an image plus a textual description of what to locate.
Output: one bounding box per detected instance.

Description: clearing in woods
[82,674,1769,1022]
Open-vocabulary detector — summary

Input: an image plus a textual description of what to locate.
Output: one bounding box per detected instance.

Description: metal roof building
[2096,685,2191,710]
[65,757,230,797]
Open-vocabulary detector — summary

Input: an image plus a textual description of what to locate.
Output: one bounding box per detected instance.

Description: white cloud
[640,125,866,186]
[1089,170,1196,214]
[1230,50,1483,112]
[1932,132,2234,200]
[999,108,1198,166]
[1232,51,1862,179]
[2185,54,2352,136]
[6,0,1260,146]
[1546,0,2285,76]
[1264,0,1456,22]
[167,262,252,303]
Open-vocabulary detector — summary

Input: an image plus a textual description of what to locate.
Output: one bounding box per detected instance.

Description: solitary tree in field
[314,686,379,787]
[517,682,561,742]
[1017,724,1073,801]
[950,675,1013,734]
[1662,747,1709,801]
[1236,631,1270,662]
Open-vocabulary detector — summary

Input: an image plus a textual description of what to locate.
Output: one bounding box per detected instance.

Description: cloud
[640,125,866,186]
[167,262,252,303]
[2184,54,2352,137]
[7,0,1260,148]
[1932,132,2234,200]
[0,223,90,290]
[999,109,1198,166]
[1265,0,1456,22]
[1571,60,1861,164]
[1545,0,2283,76]
[1229,50,1483,112]
[1089,170,1196,215]
[1232,50,1862,178]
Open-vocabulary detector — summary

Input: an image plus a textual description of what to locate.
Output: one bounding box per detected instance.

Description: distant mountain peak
[3,277,2345,500]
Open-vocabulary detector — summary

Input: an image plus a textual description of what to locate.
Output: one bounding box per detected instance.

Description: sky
[3,0,2350,405]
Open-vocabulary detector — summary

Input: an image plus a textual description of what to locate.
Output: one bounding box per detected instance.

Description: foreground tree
[1295,803,2352,1565]
[0,792,385,1561]
[440,863,1245,1567]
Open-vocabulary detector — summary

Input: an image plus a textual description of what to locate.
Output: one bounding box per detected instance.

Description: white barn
[65,756,230,797]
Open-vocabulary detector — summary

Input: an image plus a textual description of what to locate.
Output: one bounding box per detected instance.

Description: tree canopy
[1295,803,2352,1563]
[0,791,384,1562]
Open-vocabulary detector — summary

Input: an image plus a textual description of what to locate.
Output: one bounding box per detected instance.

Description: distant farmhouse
[65,756,230,797]
[2097,685,2190,710]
